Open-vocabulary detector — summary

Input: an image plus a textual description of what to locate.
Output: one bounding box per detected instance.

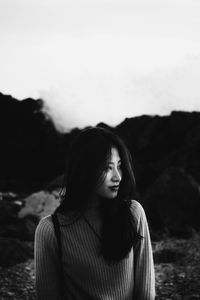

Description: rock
[0,190,60,242]
[154,248,185,264]
[0,200,23,238]
[142,167,200,238]
[18,190,61,219]
[0,238,33,267]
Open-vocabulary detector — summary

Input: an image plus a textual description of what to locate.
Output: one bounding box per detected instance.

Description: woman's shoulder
[130,200,146,221]
[56,211,81,226]
[130,199,144,212]
[37,215,53,226]
[35,215,54,237]
[36,211,81,232]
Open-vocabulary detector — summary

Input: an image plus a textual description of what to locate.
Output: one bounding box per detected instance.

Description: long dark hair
[58,126,141,262]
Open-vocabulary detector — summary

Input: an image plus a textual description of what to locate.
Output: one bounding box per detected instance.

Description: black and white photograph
[0,0,200,299]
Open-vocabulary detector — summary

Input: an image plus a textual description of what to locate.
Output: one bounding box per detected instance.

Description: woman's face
[96,147,122,199]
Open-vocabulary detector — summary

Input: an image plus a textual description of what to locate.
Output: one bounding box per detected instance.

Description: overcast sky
[1,0,200,130]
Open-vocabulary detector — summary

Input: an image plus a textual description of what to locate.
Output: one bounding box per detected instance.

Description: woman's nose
[112,168,122,182]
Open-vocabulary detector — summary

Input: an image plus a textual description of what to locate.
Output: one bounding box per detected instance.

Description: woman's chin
[104,193,118,199]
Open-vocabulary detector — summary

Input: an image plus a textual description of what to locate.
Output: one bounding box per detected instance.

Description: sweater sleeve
[34,216,63,300]
[131,201,156,300]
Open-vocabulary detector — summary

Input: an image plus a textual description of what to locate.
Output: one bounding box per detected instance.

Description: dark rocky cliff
[1,92,200,194]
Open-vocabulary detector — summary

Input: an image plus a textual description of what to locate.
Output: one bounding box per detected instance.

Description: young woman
[35,127,155,300]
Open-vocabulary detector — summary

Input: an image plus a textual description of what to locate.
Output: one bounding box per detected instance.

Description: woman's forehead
[109,147,121,162]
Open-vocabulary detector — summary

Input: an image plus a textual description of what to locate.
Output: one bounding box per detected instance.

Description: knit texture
[34,200,155,300]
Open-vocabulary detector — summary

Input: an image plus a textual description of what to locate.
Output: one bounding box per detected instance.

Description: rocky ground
[155,234,200,300]
[0,232,200,299]
[154,232,200,299]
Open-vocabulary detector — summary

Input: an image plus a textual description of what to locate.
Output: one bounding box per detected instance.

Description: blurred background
[0,0,200,299]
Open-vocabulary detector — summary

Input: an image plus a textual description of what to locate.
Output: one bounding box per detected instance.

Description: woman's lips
[109,186,119,191]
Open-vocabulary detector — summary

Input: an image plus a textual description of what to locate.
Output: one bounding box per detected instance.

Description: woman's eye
[105,165,112,171]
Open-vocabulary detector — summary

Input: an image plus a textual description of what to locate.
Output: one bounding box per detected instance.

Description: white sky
[1,0,200,131]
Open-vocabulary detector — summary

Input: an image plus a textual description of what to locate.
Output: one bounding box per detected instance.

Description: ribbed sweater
[34,200,155,300]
